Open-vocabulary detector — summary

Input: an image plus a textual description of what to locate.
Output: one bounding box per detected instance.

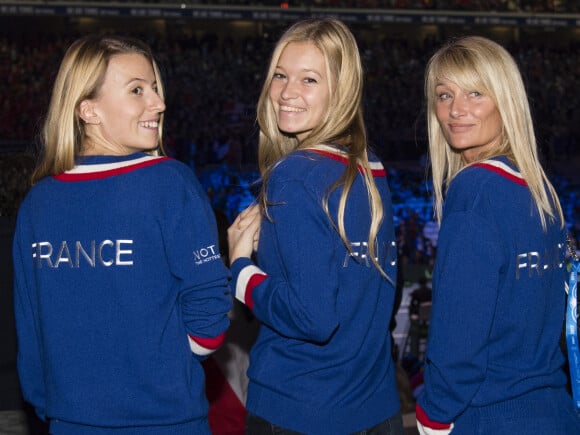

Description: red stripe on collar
[307,148,386,177]
[53,156,171,182]
[472,161,527,186]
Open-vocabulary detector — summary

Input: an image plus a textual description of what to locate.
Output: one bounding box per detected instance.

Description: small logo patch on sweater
[193,244,221,265]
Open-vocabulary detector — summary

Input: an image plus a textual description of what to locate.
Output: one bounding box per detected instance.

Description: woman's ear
[78,99,100,124]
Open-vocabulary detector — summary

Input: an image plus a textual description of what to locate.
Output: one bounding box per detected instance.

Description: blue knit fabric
[231,146,400,434]
[13,152,232,434]
[418,156,579,432]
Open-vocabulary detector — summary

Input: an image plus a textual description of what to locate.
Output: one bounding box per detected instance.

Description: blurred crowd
[1,28,578,163]
[44,0,580,13]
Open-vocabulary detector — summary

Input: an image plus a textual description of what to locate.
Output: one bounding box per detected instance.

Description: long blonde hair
[425,35,563,229]
[33,35,165,184]
[257,18,386,275]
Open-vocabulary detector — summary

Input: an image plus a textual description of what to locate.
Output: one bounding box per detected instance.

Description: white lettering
[516,253,528,279]
[31,239,134,268]
[116,240,133,265]
[34,241,54,268]
[193,244,218,262]
[343,240,397,268]
[54,242,73,268]
[76,241,95,267]
[99,240,114,266]
[515,243,566,279]
[528,251,541,276]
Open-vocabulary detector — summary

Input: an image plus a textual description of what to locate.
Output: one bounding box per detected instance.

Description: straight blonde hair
[256,18,387,277]
[425,36,563,229]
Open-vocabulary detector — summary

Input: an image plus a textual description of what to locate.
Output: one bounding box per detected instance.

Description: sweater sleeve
[417,206,504,424]
[163,168,232,358]
[13,209,47,421]
[231,179,340,343]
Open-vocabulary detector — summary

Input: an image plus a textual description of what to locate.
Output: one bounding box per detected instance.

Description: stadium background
[2,0,578,281]
[1,1,579,434]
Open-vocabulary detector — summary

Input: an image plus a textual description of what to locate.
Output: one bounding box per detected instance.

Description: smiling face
[435,79,503,163]
[80,53,165,156]
[268,42,330,142]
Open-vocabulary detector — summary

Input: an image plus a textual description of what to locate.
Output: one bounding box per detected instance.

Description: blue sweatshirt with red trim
[13,152,232,435]
[230,145,400,434]
[416,156,568,433]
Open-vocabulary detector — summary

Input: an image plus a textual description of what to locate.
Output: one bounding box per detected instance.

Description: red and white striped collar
[472,158,527,186]
[54,154,170,182]
[304,144,386,177]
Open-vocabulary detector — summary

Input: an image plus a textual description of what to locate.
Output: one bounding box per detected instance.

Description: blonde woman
[416,36,580,434]
[13,35,232,434]
[228,18,402,434]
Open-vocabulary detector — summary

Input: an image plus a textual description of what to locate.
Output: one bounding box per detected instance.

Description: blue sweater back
[13,153,232,434]
[418,156,568,424]
[231,146,400,434]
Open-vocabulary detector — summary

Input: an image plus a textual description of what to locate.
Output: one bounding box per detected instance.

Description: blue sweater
[13,153,232,434]
[417,156,568,425]
[231,145,400,434]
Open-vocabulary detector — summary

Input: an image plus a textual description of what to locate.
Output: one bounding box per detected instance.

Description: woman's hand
[227,204,261,266]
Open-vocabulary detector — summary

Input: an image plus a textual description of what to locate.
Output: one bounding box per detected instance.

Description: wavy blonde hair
[425,35,563,229]
[33,34,165,184]
[256,18,386,276]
